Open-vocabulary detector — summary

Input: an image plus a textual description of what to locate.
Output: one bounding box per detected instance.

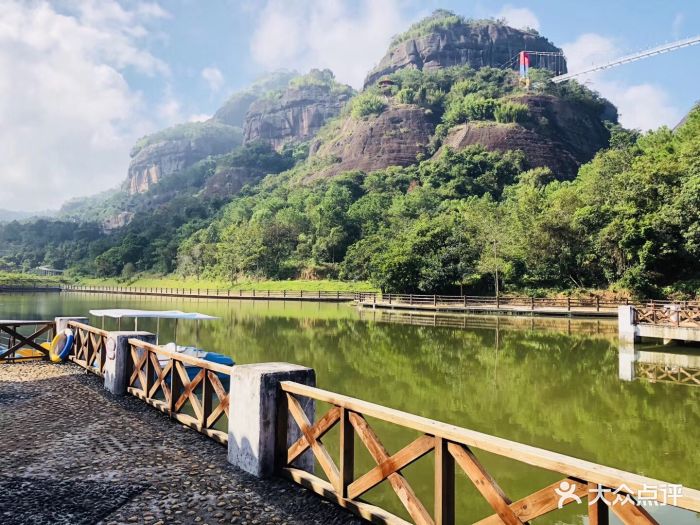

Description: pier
[2,314,699,524]
[619,304,700,344]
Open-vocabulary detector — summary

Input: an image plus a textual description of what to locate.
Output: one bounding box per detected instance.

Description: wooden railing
[0,320,55,362]
[126,338,232,444]
[636,363,700,387]
[277,382,700,525]
[634,304,700,329]
[363,294,627,312]
[62,284,363,302]
[67,321,109,376]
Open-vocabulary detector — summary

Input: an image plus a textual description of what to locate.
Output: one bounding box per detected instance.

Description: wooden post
[200,372,212,431]
[531,296,535,310]
[434,295,437,306]
[144,348,153,400]
[409,294,413,305]
[435,437,455,525]
[169,361,182,417]
[339,407,354,498]
[596,296,600,312]
[567,297,571,311]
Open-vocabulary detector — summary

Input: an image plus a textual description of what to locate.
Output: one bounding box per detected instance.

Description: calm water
[1,292,699,524]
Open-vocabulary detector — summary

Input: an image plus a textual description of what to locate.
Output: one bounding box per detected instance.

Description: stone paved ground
[0,362,364,525]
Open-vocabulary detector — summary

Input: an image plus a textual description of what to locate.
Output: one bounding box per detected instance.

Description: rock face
[127,127,241,194]
[203,167,266,200]
[243,85,352,150]
[102,211,134,231]
[307,104,436,180]
[439,94,610,179]
[213,71,298,127]
[365,21,566,88]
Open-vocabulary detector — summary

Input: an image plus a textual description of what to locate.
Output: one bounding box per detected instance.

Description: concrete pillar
[618,340,638,381]
[228,363,315,478]
[103,331,156,396]
[618,305,640,344]
[55,316,88,333]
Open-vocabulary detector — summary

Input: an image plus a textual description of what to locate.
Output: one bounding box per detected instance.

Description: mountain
[242,69,354,150]
[0,209,51,223]
[11,10,686,297]
[365,10,566,87]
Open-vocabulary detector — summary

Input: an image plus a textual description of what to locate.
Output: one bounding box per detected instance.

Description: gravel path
[0,362,364,525]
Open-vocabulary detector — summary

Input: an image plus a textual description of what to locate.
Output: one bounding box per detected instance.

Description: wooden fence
[634,304,700,329]
[62,284,361,302]
[277,381,700,525]
[636,363,700,387]
[126,338,232,444]
[67,321,109,376]
[361,293,627,313]
[0,320,55,362]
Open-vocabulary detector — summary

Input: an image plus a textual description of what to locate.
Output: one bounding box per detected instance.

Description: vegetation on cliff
[1,12,698,299]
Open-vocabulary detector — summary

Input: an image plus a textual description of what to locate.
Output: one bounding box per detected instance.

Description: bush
[494,102,529,123]
[351,93,387,119]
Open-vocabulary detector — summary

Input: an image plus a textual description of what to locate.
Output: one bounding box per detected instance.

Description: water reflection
[619,340,700,387]
[1,293,699,524]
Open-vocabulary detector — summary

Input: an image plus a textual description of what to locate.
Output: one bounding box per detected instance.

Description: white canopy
[89,309,218,320]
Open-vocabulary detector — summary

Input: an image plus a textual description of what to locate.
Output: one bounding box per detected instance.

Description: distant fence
[62,285,362,302]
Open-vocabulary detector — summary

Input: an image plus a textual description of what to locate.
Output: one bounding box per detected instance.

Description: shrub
[494,102,529,123]
[351,92,387,119]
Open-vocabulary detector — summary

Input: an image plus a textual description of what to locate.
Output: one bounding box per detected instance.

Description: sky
[1,0,699,211]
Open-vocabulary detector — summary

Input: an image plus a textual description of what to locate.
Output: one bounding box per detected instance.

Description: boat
[88,309,234,384]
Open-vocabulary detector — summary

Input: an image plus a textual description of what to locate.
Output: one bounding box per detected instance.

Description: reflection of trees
[3,295,698,524]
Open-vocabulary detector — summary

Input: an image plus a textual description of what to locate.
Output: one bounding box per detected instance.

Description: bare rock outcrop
[243,76,353,150]
[307,105,436,180]
[365,17,566,88]
[439,94,611,179]
[127,123,242,194]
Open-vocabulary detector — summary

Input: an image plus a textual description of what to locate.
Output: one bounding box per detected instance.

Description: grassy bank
[0,271,66,287]
[75,275,378,292]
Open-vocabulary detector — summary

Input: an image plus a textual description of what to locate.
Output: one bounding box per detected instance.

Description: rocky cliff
[213,70,297,127]
[127,122,242,194]
[307,104,436,180]
[365,13,566,87]
[243,70,353,150]
[439,94,611,178]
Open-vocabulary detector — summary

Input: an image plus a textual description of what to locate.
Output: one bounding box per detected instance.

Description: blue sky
[2,0,699,210]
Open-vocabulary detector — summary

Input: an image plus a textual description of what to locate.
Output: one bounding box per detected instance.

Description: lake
[1,292,698,524]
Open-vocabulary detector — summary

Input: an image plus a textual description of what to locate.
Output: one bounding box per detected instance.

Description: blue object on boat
[184,351,234,388]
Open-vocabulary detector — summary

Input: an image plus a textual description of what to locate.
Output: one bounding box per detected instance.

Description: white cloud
[201,66,225,92]
[0,0,170,211]
[188,113,211,122]
[563,33,681,130]
[495,5,540,31]
[249,0,410,88]
[672,12,685,39]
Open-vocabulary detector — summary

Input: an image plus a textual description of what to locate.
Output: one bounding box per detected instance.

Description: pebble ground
[0,362,364,525]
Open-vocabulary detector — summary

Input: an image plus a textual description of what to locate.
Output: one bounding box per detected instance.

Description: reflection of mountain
[3,293,699,524]
[619,343,700,387]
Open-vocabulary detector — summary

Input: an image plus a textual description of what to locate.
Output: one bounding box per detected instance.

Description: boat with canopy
[89,309,234,376]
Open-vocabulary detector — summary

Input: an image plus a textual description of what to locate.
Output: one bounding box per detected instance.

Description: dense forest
[1,12,699,299]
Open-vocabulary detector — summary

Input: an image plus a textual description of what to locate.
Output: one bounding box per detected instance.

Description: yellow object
[49,333,66,363]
